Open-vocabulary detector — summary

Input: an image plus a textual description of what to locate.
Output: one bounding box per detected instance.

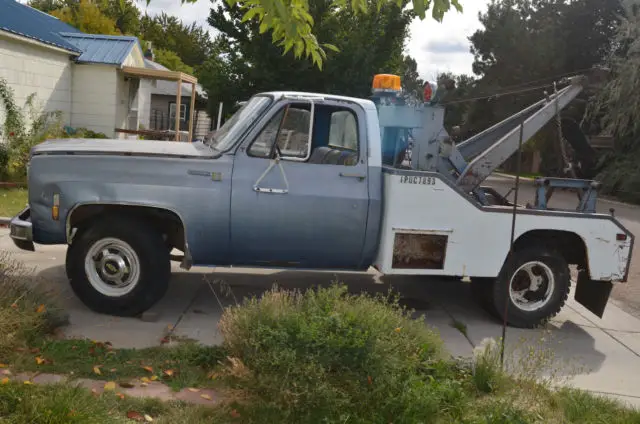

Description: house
[0,0,201,141]
[138,56,212,141]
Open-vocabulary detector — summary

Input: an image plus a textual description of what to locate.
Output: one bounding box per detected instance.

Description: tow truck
[9,73,634,328]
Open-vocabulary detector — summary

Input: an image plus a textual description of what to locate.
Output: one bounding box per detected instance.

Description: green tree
[144,0,462,68]
[140,13,214,68]
[99,0,141,36]
[50,0,121,35]
[154,49,195,74]
[200,0,413,114]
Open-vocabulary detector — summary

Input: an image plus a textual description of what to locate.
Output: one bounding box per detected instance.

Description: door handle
[339,173,366,181]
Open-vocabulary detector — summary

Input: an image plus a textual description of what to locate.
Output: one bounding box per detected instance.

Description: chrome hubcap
[509,261,555,312]
[84,238,140,297]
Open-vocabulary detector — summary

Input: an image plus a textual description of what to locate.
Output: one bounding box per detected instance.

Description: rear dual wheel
[471,246,570,328]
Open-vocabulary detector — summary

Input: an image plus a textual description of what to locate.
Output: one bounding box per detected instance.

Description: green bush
[219,283,461,423]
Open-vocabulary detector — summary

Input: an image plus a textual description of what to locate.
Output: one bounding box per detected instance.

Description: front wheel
[66,217,170,317]
[491,246,570,328]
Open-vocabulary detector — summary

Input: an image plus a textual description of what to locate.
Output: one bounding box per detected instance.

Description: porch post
[175,78,182,141]
[188,82,196,142]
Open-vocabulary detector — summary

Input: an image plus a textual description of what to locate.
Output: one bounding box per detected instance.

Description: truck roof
[261,91,378,111]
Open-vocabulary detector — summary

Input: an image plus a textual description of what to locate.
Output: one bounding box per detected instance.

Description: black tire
[470,277,498,317]
[492,246,570,328]
[66,215,170,317]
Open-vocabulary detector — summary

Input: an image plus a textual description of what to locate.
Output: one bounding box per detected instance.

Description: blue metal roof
[60,33,141,66]
[0,0,82,52]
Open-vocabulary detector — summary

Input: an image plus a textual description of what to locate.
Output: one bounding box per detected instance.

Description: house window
[169,103,187,121]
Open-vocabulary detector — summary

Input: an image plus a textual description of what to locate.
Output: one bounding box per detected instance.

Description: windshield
[205,95,272,151]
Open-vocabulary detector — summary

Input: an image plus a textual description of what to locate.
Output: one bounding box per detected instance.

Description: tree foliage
[199,0,414,113]
[463,0,622,139]
[154,49,195,74]
[140,0,461,68]
[140,13,215,67]
[50,0,121,35]
[587,1,640,148]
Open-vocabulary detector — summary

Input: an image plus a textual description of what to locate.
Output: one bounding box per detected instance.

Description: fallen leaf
[93,366,102,375]
[23,380,33,385]
[119,381,135,388]
[67,410,76,417]
[140,377,150,383]
[30,348,40,354]
[110,368,117,372]
[163,369,174,377]
[35,304,46,314]
[142,366,153,373]
[149,375,158,381]
[126,361,133,365]
[144,414,154,422]
[394,327,402,333]
[35,357,45,365]
[126,410,144,421]
[116,392,125,399]
[1,377,9,384]
[71,346,77,350]
[367,375,373,385]
[208,372,218,380]
[104,381,116,391]
[230,409,240,418]
[187,387,199,393]
[200,393,212,401]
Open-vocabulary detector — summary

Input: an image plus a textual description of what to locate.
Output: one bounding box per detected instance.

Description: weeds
[0,252,66,358]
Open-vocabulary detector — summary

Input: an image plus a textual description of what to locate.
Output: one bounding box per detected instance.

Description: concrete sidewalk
[2,230,640,408]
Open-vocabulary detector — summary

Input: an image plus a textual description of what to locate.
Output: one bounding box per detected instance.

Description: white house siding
[70,64,117,137]
[0,34,73,140]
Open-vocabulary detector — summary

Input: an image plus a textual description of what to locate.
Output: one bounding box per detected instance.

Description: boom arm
[455,77,585,192]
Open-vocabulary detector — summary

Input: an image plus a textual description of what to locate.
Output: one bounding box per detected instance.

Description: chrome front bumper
[9,207,34,251]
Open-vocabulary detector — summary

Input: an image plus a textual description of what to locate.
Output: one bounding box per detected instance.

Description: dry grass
[0,251,65,359]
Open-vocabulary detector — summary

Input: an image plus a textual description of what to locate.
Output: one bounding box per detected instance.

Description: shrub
[218,283,462,423]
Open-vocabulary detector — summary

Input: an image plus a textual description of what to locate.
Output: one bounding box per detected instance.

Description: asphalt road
[485,175,640,318]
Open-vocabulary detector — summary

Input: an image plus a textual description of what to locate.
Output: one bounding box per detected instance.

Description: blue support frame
[533,177,601,213]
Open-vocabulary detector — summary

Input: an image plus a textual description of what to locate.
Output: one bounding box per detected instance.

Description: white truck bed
[374,167,633,281]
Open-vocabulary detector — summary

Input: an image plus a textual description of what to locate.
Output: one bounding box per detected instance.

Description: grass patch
[0,380,244,423]
[1,268,639,423]
[9,339,226,391]
[0,188,27,217]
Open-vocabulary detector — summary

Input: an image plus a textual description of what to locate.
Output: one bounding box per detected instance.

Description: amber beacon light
[372,74,402,92]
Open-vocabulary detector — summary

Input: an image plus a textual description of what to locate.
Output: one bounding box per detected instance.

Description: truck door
[229,98,369,269]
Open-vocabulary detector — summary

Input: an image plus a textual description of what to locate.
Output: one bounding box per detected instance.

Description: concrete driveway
[1,175,639,407]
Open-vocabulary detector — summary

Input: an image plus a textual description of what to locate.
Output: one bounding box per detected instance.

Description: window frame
[239,97,367,166]
[326,109,360,153]
[169,103,187,122]
[247,101,314,161]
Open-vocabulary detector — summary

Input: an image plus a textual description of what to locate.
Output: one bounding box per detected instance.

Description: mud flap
[574,271,613,318]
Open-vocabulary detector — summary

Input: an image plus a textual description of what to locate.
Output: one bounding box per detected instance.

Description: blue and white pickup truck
[9,74,634,328]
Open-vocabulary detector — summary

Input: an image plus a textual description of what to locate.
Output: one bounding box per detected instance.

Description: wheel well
[68,204,186,251]
[514,230,588,270]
